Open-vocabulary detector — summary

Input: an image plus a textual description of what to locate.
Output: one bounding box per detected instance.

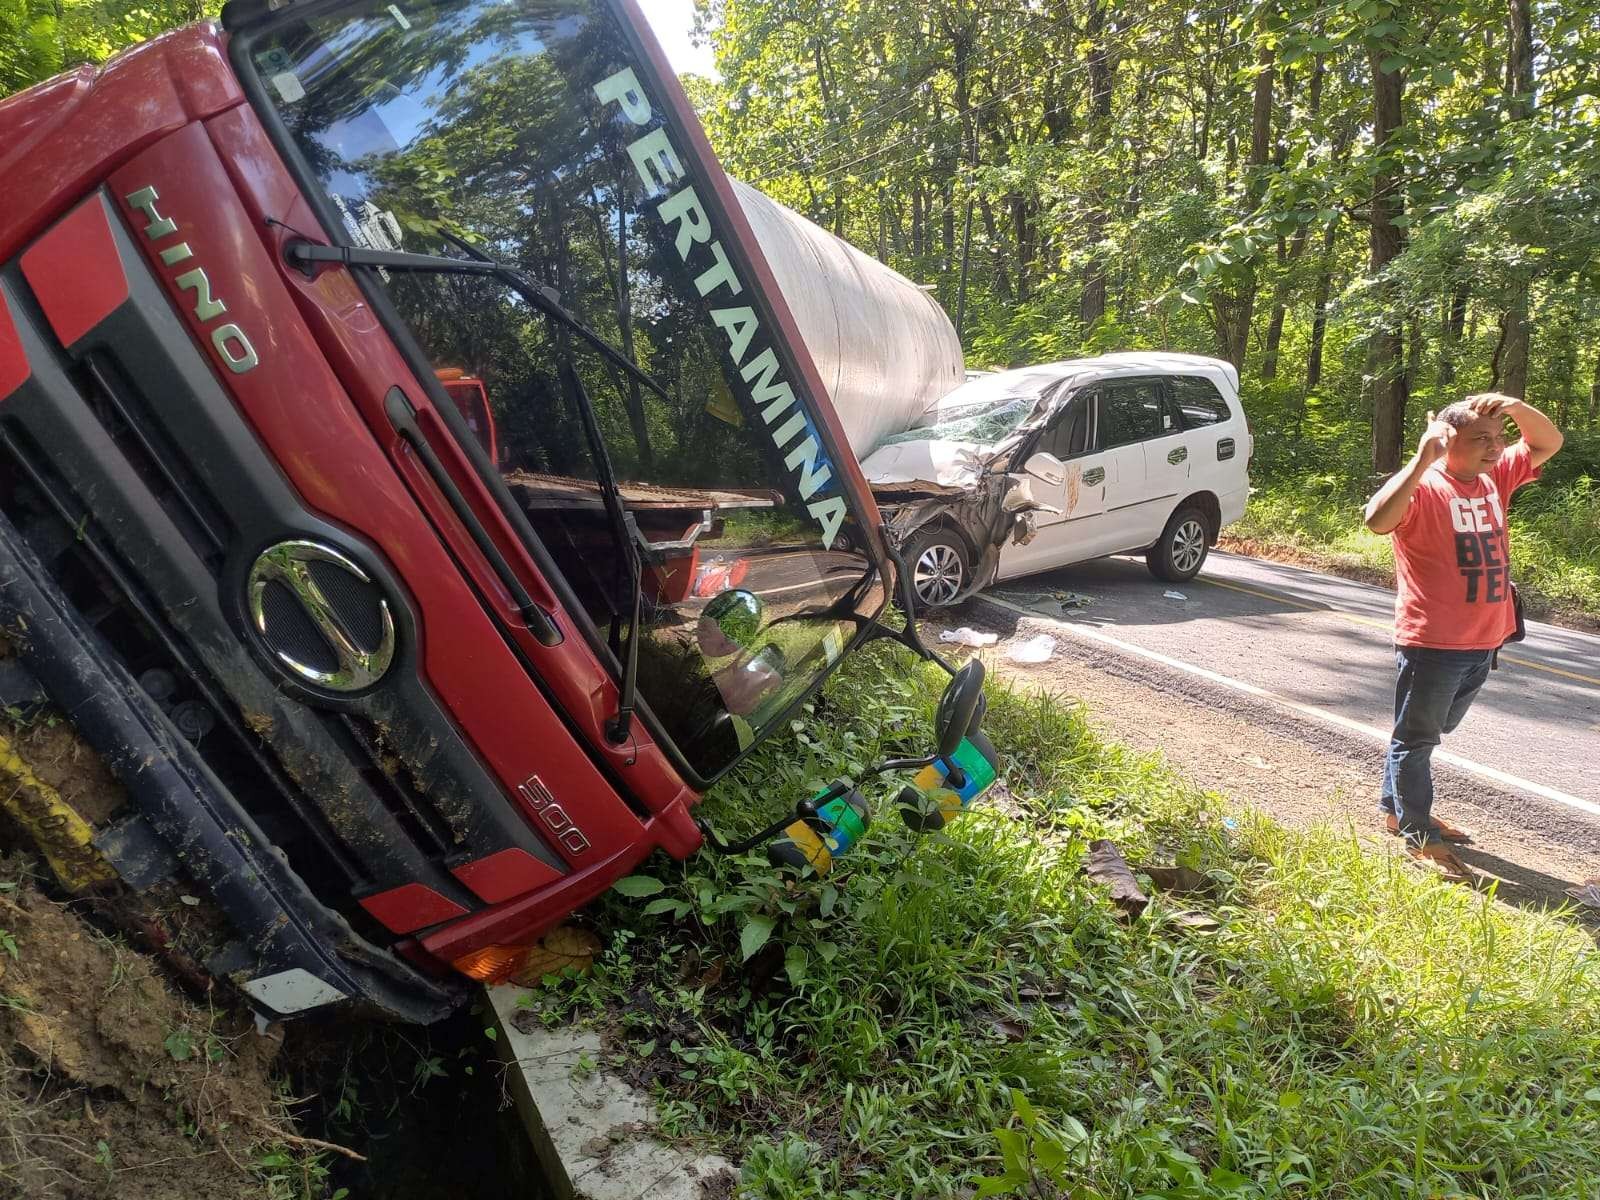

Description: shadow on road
[1455,845,1600,935]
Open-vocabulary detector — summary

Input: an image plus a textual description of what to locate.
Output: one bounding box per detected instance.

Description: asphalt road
[977,551,1600,815]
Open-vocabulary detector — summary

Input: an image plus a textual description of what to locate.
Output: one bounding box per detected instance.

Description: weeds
[531,643,1600,1198]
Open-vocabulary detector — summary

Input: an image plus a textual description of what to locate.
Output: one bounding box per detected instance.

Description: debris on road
[1005,634,1057,664]
[994,587,1095,619]
[1163,589,1189,601]
[939,627,999,647]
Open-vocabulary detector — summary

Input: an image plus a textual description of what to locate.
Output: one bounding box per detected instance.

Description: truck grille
[0,190,567,939]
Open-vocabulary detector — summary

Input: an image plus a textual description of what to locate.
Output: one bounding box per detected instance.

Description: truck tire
[1145,506,1210,582]
[904,526,971,610]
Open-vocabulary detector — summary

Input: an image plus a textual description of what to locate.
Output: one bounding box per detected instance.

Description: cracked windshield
[251,0,885,778]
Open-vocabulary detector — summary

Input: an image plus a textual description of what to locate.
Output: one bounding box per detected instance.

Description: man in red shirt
[1363,393,1563,877]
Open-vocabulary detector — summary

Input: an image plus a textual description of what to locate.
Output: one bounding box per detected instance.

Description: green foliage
[0,0,62,95]
[548,644,1600,1197]
[2,0,223,101]
[699,0,1597,568]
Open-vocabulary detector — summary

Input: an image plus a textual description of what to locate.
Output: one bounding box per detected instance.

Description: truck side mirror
[935,659,985,761]
[1023,451,1065,488]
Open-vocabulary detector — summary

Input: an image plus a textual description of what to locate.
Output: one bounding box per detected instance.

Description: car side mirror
[1023,451,1065,488]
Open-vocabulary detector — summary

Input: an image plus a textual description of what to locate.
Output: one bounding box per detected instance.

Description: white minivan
[861,353,1253,608]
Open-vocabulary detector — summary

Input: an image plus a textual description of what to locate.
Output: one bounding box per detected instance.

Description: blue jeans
[1379,647,1494,845]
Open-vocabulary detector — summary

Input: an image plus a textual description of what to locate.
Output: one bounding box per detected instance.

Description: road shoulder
[931,600,1599,919]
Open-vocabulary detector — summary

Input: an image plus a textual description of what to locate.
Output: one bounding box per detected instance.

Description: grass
[1228,475,1600,626]
[527,644,1600,1199]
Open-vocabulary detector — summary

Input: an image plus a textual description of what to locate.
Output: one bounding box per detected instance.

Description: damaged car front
[861,369,1078,609]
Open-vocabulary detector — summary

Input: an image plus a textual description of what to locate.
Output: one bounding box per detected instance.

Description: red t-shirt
[1390,441,1541,649]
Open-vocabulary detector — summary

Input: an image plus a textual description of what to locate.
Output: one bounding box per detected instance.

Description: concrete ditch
[485,984,739,1200]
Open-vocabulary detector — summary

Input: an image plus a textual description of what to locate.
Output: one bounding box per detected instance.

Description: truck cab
[0,0,975,1023]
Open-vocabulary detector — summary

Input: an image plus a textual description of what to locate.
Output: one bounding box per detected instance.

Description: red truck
[0,0,992,1022]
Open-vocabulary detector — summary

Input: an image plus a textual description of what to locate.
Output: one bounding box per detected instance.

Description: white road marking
[979,593,1600,820]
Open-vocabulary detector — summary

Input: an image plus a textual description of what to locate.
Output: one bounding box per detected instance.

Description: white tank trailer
[729,178,963,460]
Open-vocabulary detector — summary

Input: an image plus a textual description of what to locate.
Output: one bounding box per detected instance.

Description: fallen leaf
[1565,881,1600,909]
[990,1018,1028,1042]
[1134,864,1220,898]
[1169,911,1222,932]
[1084,840,1148,919]
[509,925,602,984]
[580,1136,611,1159]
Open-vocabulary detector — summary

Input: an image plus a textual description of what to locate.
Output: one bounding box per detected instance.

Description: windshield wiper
[284,234,657,744]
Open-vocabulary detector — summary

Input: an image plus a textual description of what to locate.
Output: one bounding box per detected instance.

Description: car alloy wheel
[914,543,965,607]
[1172,518,1207,574]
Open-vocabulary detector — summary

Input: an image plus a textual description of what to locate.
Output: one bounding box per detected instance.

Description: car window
[1097,379,1164,448]
[1043,396,1090,459]
[1169,375,1231,426]
[1158,392,1185,436]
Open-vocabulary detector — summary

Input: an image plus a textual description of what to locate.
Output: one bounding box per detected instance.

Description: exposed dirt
[0,702,314,1200]
[3,720,128,826]
[0,860,303,1200]
[929,605,1600,921]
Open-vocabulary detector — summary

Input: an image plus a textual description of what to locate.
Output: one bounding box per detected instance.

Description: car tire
[1146,506,1210,582]
[903,525,971,610]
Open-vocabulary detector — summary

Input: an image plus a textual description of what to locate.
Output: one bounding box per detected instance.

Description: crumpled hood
[858,438,1001,492]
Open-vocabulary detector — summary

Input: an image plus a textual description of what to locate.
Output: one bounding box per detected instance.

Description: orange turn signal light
[450,942,530,983]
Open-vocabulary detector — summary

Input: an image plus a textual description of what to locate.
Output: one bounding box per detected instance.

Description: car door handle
[1217,437,1236,461]
[1084,466,1105,486]
[1167,446,1188,465]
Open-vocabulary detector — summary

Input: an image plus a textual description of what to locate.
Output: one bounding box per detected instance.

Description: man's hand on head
[1466,394,1515,420]
[1417,410,1454,465]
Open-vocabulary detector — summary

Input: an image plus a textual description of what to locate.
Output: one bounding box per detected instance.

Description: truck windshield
[245,0,886,780]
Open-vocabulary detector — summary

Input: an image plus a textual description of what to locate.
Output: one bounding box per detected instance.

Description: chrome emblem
[247,541,395,692]
[124,184,260,375]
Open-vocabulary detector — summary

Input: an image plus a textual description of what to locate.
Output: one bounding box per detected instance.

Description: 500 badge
[516,774,590,855]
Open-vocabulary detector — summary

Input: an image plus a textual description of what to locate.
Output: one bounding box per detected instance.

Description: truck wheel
[904,526,970,610]
[1145,506,1210,582]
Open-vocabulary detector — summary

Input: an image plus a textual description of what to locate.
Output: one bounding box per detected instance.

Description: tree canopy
[691,0,1600,477]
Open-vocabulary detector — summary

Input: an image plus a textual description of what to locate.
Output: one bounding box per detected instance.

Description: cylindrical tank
[730,178,963,460]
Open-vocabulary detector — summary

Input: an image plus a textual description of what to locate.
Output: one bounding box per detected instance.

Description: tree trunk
[1011,193,1033,302]
[1499,0,1536,397]
[1260,54,1321,382]
[1407,310,1425,398]
[1589,349,1600,428]
[1261,226,1309,381]
[1438,283,1468,389]
[1079,0,1113,329]
[1218,40,1276,374]
[1305,219,1337,393]
[1368,47,1408,474]
[1500,299,1530,399]
[978,197,1013,303]
[1554,340,1575,427]
[941,181,955,273]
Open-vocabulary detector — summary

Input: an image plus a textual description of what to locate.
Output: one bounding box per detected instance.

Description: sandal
[1406,839,1476,883]
[1384,813,1473,844]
